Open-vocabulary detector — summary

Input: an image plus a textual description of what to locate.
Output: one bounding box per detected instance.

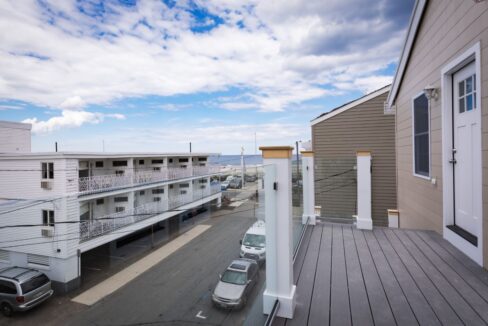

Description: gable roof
[310,85,390,126]
[387,0,428,108]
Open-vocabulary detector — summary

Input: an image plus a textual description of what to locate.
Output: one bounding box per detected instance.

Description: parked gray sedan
[212,259,258,309]
[0,267,53,317]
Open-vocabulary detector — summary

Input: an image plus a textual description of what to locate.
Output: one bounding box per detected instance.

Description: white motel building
[0,121,221,292]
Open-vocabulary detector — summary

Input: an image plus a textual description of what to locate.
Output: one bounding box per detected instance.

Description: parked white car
[239,221,265,263]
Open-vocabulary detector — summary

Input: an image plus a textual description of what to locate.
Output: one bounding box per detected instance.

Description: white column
[261,146,296,319]
[301,151,316,225]
[356,151,372,230]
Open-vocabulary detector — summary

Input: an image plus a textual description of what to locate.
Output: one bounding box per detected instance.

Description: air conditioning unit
[41,228,54,237]
[41,181,52,190]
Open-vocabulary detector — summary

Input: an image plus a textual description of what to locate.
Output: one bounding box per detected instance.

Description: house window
[115,170,125,176]
[152,189,164,194]
[198,157,207,162]
[180,190,187,195]
[152,159,164,164]
[112,160,128,167]
[139,160,145,165]
[96,198,104,205]
[41,162,54,179]
[179,158,189,163]
[42,210,55,227]
[95,161,104,168]
[413,93,430,177]
[139,190,145,195]
[179,183,189,188]
[115,207,125,213]
[169,159,173,163]
[153,167,161,172]
[114,197,128,203]
[153,197,161,202]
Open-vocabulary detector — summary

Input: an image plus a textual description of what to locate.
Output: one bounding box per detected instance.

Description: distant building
[311,85,396,226]
[387,0,487,266]
[0,152,221,292]
[0,120,31,153]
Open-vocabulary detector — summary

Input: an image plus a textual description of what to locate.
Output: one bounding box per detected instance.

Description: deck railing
[79,185,221,242]
[78,166,220,195]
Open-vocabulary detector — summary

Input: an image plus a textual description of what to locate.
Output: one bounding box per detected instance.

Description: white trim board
[387,0,427,109]
[311,85,390,126]
[441,42,483,266]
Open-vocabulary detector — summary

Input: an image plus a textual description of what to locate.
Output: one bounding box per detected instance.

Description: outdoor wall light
[423,85,439,101]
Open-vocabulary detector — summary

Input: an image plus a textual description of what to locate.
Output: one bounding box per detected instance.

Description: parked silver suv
[0,267,53,317]
[212,259,258,309]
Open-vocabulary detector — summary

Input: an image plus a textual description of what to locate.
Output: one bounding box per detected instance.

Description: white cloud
[0,0,413,114]
[23,110,125,133]
[0,104,23,111]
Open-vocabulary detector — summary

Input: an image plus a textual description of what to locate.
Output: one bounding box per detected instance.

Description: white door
[452,62,480,237]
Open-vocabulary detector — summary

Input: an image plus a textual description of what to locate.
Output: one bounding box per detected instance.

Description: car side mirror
[239,240,242,245]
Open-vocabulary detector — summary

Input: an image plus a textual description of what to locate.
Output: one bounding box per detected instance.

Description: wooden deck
[273,223,488,326]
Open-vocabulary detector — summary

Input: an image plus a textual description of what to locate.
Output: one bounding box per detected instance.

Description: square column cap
[300,150,314,157]
[259,146,294,159]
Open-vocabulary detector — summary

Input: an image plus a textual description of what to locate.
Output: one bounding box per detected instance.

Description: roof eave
[387,0,428,108]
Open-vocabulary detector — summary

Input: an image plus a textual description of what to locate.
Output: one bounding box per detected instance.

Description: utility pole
[55,142,58,152]
[241,146,245,187]
[189,142,192,153]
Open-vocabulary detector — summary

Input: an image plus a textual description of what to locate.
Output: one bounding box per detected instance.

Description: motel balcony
[79,183,221,242]
[78,165,220,195]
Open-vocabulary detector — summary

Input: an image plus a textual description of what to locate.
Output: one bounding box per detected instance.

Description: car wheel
[1,303,13,317]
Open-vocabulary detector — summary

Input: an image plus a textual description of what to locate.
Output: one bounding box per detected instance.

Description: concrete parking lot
[1,198,264,326]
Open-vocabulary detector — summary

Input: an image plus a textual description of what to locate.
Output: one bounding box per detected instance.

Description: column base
[354,214,373,230]
[263,285,297,319]
[302,214,317,225]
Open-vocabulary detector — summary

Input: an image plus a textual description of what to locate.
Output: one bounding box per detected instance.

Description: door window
[413,93,430,177]
[458,74,477,113]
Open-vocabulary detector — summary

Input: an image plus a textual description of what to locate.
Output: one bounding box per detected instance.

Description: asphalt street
[70,199,264,326]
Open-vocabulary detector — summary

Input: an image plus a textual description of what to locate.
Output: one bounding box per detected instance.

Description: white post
[301,151,316,225]
[356,151,372,230]
[261,146,296,319]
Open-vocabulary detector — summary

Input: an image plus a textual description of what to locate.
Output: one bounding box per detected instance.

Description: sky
[0,0,415,154]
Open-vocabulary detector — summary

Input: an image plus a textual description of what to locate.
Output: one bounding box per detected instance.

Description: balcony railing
[78,166,220,195]
[79,185,221,242]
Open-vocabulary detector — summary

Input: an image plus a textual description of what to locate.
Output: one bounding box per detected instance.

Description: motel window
[42,210,55,227]
[95,161,104,168]
[41,162,54,179]
[112,160,128,167]
[413,93,430,177]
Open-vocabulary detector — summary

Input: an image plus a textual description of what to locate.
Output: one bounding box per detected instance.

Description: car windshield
[221,270,247,285]
[243,234,265,248]
[20,274,49,294]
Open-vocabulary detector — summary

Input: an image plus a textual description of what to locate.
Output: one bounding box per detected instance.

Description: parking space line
[72,224,212,306]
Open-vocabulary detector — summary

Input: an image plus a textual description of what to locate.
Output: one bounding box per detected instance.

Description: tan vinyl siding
[312,91,396,226]
[393,0,488,265]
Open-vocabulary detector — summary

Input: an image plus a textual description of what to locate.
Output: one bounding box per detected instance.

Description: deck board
[342,226,374,326]
[272,223,488,326]
[352,229,398,326]
[308,224,332,326]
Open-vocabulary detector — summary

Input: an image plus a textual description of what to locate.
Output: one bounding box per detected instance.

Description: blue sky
[0,0,414,154]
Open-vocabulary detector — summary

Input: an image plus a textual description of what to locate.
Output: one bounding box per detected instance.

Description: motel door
[451,62,480,242]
